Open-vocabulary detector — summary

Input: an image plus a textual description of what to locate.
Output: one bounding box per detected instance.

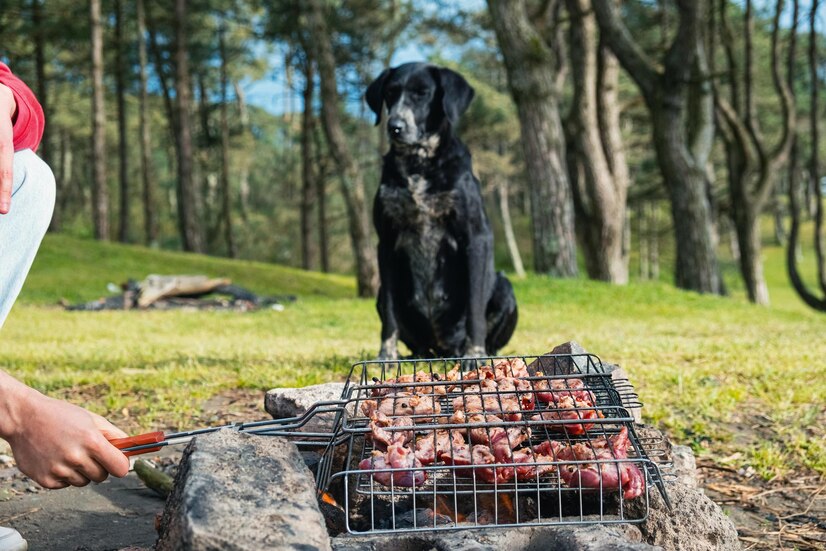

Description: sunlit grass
[1,232,824,481]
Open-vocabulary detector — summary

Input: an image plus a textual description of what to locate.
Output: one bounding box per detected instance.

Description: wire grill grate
[315,354,671,534]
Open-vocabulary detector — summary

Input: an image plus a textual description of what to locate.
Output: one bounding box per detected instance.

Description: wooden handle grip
[109,431,165,457]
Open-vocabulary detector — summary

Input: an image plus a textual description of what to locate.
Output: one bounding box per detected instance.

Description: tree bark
[305,0,378,296]
[173,0,204,253]
[497,178,526,278]
[233,82,251,221]
[31,0,49,166]
[313,125,330,273]
[300,58,317,271]
[488,0,577,277]
[713,0,797,304]
[90,0,109,241]
[137,0,158,247]
[115,0,130,243]
[218,28,236,258]
[566,0,628,284]
[595,0,723,294]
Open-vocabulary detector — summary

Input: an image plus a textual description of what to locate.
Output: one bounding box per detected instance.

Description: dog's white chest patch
[380,177,458,303]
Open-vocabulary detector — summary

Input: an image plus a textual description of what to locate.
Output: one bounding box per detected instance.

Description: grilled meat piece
[440,443,512,484]
[533,374,596,405]
[531,394,603,435]
[450,410,530,448]
[556,427,645,499]
[359,441,427,487]
[413,430,466,465]
[361,393,442,421]
[368,412,414,451]
[370,370,446,397]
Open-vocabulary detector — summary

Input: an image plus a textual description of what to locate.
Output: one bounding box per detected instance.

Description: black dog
[366,62,518,360]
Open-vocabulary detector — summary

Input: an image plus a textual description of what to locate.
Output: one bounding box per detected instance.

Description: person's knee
[13,149,55,227]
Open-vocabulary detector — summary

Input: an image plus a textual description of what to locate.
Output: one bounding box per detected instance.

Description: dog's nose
[388,118,406,136]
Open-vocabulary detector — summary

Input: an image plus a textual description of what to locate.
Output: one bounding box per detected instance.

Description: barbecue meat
[532,394,603,435]
[368,412,414,450]
[361,393,441,421]
[413,430,466,465]
[359,442,427,487]
[533,374,597,405]
[556,427,645,499]
[370,370,447,396]
[440,443,512,484]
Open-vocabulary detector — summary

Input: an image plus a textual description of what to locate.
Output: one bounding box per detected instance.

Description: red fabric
[0,62,44,152]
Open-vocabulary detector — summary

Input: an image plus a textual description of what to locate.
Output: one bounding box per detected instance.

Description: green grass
[1,232,824,480]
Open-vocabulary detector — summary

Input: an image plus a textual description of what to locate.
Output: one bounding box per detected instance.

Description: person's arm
[0,370,130,488]
[0,82,15,214]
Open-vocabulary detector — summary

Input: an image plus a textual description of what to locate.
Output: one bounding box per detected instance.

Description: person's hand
[0,82,16,214]
[2,386,130,489]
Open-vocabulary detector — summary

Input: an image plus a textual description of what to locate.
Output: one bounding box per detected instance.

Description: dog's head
[365,63,475,149]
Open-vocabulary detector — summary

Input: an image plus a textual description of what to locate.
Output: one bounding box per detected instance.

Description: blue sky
[240,0,823,116]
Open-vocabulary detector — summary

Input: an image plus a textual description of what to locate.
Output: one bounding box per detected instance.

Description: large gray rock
[629,482,741,551]
[265,382,346,434]
[670,445,698,489]
[156,430,331,551]
[332,525,659,551]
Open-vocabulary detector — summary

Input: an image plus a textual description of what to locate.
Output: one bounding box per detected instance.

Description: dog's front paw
[460,345,488,371]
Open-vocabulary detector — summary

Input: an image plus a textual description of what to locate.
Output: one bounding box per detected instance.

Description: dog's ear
[438,68,475,126]
[365,68,393,126]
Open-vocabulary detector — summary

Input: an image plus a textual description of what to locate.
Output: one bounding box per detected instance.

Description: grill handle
[109,431,165,457]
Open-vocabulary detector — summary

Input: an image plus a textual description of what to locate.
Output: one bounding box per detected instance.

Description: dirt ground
[0,390,823,550]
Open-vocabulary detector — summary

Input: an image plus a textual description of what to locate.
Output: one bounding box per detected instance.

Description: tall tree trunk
[233,82,251,220]
[595,0,723,294]
[305,0,378,296]
[488,0,577,277]
[497,178,526,278]
[713,0,796,304]
[33,0,58,230]
[115,0,130,243]
[300,58,317,271]
[174,0,203,252]
[566,0,628,283]
[218,28,236,258]
[137,0,157,247]
[787,0,826,314]
[313,125,330,273]
[90,0,109,240]
[809,1,826,296]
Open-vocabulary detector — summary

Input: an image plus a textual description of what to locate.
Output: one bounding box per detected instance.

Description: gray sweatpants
[0,149,55,328]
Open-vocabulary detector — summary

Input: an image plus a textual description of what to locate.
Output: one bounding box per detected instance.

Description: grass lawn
[1,232,824,484]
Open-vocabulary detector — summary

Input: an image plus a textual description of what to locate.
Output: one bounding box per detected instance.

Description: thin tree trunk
[115,0,130,243]
[174,0,203,252]
[305,0,378,296]
[810,0,826,296]
[713,0,796,304]
[595,0,723,294]
[498,178,526,278]
[638,203,648,279]
[488,0,577,277]
[300,58,317,271]
[233,82,251,221]
[137,0,158,246]
[90,0,109,240]
[219,28,235,258]
[648,203,659,280]
[33,0,57,230]
[566,0,628,283]
[313,125,330,273]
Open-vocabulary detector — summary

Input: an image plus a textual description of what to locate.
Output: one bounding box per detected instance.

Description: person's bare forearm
[0,370,37,440]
